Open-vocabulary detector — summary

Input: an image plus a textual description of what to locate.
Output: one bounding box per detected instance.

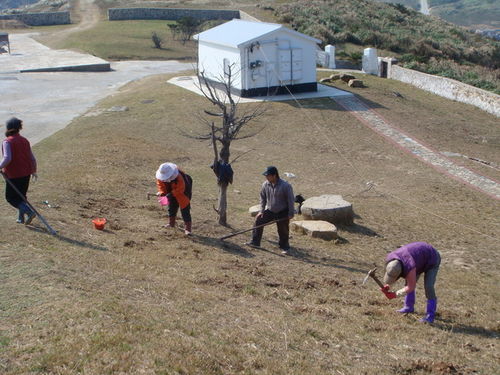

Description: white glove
[32,173,38,182]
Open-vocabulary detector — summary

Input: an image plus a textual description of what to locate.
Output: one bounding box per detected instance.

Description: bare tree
[194,65,266,226]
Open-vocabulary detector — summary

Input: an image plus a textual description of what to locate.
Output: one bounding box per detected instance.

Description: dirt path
[36,0,101,46]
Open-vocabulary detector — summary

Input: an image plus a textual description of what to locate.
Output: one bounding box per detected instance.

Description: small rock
[107,106,129,112]
[249,205,261,217]
[348,79,364,88]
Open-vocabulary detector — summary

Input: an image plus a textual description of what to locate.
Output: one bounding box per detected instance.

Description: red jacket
[3,134,35,179]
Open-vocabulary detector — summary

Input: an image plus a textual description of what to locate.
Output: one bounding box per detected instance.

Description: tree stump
[301,195,354,225]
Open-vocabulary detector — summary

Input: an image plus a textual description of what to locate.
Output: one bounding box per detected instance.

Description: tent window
[223,58,230,77]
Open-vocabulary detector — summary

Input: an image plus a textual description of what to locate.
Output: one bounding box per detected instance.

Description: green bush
[276,0,500,93]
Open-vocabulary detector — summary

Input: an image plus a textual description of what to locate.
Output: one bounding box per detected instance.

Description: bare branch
[231,148,254,164]
[204,110,224,117]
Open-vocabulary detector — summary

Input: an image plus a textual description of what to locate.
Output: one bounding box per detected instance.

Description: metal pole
[1,172,57,235]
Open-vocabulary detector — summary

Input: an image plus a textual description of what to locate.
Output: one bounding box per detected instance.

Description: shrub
[151,32,162,49]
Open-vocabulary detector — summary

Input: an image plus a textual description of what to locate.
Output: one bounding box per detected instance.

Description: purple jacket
[386,242,439,277]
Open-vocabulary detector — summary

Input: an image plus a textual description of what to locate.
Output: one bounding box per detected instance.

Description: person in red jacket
[0,118,37,224]
[156,162,193,235]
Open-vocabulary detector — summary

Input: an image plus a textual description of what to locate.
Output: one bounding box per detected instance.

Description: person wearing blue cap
[246,166,295,254]
[0,117,37,224]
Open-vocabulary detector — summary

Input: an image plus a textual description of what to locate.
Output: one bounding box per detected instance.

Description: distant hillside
[0,0,38,11]
[375,0,500,29]
[430,0,500,29]
[277,0,500,94]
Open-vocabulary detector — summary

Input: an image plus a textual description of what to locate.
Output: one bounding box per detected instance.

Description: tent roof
[194,19,321,48]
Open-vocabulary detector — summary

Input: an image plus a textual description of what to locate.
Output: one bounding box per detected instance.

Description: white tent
[194,19,321,97]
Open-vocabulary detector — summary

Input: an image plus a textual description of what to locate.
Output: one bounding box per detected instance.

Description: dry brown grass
[0,71,498,374]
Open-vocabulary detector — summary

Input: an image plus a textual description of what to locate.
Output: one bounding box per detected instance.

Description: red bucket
[92,218,107,230]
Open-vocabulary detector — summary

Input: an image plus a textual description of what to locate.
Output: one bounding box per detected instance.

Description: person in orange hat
[156,162,193,235]
[0,117,37,224]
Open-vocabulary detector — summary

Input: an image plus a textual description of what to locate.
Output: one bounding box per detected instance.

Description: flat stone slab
[301,195,354,225]
[168,76,353,103]
[291,220,338,241]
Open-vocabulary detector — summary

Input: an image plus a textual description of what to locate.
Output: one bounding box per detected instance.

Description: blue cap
[263,166,278,176]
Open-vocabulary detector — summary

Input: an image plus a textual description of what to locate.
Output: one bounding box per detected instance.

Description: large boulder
[291,220,338,241]
[301,195,354,225]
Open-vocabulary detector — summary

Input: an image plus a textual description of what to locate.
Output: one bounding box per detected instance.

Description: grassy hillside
[276,0,500,94]
[57,19,198,61]
[1,70,499,374]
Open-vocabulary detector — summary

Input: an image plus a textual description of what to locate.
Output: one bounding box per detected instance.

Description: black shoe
[244,241,261,249]
[280,247,290,255]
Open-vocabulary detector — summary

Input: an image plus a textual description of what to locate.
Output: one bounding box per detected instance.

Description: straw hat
[156,162,179,182]
[383,260,402,285]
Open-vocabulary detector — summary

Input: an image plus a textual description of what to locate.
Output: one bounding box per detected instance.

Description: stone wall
[390,65,500,117]
[0,11,70,26]
[108,8,240,21]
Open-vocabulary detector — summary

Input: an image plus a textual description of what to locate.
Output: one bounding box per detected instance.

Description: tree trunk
[218,182,228,226]
[217,142,230,226]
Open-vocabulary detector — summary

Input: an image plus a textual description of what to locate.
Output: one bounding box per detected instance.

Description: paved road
[0,34,192,145]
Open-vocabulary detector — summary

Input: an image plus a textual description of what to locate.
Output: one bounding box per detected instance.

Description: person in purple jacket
[380,242,441,323]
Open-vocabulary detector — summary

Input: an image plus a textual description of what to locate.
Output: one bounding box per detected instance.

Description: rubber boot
[397,291,415,314]
[165,216,176,228]
[420,299,437,323]
[184,221,192,236]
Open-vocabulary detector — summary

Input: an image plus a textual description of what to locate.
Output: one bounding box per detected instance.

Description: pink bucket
[158,196,169,206]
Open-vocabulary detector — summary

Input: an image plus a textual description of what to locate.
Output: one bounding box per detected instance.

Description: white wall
[390,65,500,117]
[197,41,243,89]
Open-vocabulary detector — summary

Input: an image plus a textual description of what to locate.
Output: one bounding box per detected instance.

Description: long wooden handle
[371,273,385,288]
[220,217,288,240]
[1,172,57,235]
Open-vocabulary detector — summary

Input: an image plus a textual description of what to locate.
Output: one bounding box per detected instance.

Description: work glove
[31,173,38,182]
[381,284,397,299]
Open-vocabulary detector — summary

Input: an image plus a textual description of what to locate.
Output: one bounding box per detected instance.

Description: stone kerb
[301,195,354,225]
[291,220,338,241]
